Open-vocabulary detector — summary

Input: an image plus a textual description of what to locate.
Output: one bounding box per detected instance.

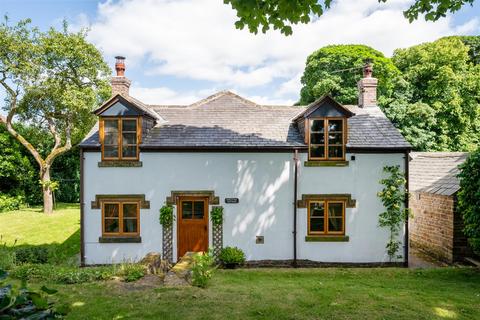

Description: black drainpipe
[293,149,299,268]
[80,148,85,267]
[404,149,410,267]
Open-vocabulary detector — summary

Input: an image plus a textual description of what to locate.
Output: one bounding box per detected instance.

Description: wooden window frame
[100,117,142,161]
[307,200,345,236]
[101,200,140,237]
[307,117,346,161]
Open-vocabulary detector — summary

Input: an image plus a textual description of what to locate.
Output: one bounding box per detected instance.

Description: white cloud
[87,0,478,103]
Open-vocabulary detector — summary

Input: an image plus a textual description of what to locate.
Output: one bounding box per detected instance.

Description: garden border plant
[210,206,223,226]
[377,165,410,261]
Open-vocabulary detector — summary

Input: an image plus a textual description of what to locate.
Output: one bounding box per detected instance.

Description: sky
[1,0,479,106]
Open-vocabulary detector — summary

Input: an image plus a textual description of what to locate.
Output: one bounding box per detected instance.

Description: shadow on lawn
[10,227,80,265]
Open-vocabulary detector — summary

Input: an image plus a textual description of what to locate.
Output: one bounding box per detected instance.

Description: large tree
[225,0,476,35]
[0,19,111,213]
[298,44,400,105]
[389,37,480,151]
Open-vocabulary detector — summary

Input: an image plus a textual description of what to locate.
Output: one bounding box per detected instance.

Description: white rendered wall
[83,151,405,265]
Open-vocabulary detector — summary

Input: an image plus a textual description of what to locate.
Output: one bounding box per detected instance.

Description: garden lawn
[48,267,479,320]
[0,203,80,259]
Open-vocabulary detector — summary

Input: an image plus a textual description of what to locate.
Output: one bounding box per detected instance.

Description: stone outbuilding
[409,152,471,264]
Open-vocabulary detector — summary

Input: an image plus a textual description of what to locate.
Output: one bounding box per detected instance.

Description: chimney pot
[111,56,130,96]
[357,60,377,108]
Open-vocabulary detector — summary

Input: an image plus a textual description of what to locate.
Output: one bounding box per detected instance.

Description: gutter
[404,150,410,267]
[80,148,85,267]
[293,149,299,268]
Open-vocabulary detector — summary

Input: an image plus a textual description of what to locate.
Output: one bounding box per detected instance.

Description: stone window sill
[305,235,349,242]
[99,236,142,243]
[304,161,349,167]
[98,161,142,168]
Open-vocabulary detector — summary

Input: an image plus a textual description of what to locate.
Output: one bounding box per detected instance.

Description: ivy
[457,148,480,255]
[377,165,410,261]
[159,204,174,228]
[210,206,224,226]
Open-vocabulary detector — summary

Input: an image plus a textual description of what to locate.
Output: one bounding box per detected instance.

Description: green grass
[0,203,80,260]
[1,204,480,319]
[49,267,479,320]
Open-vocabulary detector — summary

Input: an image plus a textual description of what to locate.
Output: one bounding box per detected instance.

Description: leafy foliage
[0,269,68,319]
[0,239,16,270]
[10,264,115,284]
[377,165,410,261]
[210,206,224,226]
[0,18,111,213]
[218,246,246,267]
[225,1,475,35]
[457,148,480,255]
[15,246,50,264]
[191,250,216,288]
[116,262,145,282]
[389,37,480,151]
[299,45,400,105]
[0,194,23,213]
[159,204,175,227]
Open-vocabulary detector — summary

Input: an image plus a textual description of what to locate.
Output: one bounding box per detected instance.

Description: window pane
[123,203,137,217]
[122,119,137,132]
[122,132,137,145]
[104,146,119,158]
[193,201,204,219]
[310,218,324,232]
[182,201,193,219]
[122,146,137,158]
[328,218,343,232]
[310,133,325,144]
[104,119,118,132]
[123,218,138,233]
[104,218,119,233]
[104,133,118,145]
[328,120,343,132]
[328,146,343,158]
[310,202,325,217]
[310,119,324,132]
[310,145,325,158]
[329,203,343,218]
[328,133,342,145]
[104,203,119,217]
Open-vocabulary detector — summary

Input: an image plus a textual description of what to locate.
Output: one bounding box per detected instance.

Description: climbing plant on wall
[377,165,410,261]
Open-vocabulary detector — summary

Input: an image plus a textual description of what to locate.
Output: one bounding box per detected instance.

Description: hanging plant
[377,165,411,261]
[210,206,224,226]
[159,204,174,228]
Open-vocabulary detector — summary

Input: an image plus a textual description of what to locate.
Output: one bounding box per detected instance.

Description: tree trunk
[41,167,54,214]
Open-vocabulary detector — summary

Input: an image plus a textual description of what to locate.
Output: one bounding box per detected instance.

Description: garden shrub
[191,250,216,288]
[218,246,246,267]
[0,248,16,270]
[15,246,49,264]
[0,193,24,212]
[10,264,116,284]
[458,148,480,255]
[0,269,69,318]
[116,262,145,282]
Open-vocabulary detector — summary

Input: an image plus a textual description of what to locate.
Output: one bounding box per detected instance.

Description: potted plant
[218,246,245,269]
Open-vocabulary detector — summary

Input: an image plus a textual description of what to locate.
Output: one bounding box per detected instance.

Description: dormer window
[100,117,140,161]
[309,118,345,161]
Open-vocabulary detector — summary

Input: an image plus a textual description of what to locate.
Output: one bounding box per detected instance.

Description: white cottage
[79,57,411,266]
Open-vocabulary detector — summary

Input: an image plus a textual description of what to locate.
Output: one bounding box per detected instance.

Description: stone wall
[409,192,469,263]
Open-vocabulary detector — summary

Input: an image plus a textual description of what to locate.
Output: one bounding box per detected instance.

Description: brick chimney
[357,60,377,108]
[111,56,131,96]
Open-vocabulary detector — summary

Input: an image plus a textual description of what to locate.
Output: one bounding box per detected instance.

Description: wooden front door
[177,197,209,259]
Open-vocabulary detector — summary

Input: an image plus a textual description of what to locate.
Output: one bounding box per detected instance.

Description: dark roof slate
[409,152,469,196]
[80,91,410,150]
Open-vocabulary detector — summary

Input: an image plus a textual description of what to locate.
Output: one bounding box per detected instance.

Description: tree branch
[0,78,46,170]
[45,116,72,165]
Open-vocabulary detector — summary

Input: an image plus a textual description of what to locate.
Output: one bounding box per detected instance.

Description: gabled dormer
[294,95,354,162]
[93,57,159,163]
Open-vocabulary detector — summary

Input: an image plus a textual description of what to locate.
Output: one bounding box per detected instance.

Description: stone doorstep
[164,252,198,287]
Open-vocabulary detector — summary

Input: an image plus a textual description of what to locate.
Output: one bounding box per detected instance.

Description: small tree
[0,18,111,213]
[377,165,410,261]
[457,148,480,255]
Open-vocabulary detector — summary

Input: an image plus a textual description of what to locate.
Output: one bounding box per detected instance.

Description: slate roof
[80,91,410,150]
[409,152,469,196]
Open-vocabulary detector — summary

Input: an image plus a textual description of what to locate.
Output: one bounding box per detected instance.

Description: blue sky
[1,0,479,105]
